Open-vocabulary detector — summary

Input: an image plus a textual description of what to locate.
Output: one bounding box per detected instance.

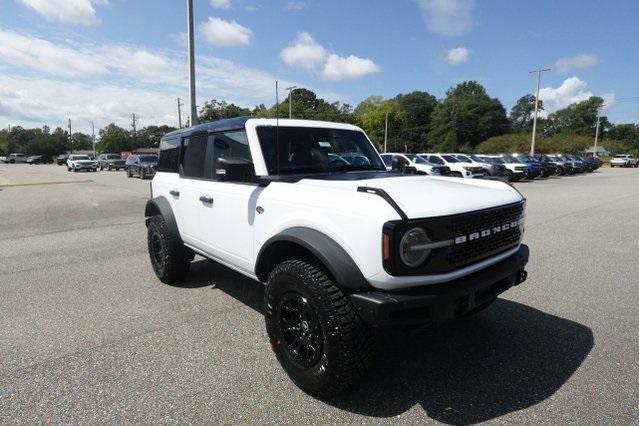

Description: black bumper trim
[351,244,529,326]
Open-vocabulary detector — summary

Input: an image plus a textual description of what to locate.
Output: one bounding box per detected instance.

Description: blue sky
[1,0,637,133]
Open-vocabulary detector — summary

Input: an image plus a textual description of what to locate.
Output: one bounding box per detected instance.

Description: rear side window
[181,134,207,178]
[204,130,251,178]
[158,136,180,172]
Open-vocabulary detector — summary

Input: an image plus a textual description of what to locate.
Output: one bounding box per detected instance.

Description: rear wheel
[265,259,373,398]
[127,168,132,178]
[147,215,191,284]
[140,169,146,179]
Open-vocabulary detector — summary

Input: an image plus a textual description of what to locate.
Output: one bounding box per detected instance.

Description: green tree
[510,94,542,132]
[428,81,510,151]
[353,96,404,151]
[393,91,438,151]
[97,124,131,153]
[199,100,251,122]
[136,125,177,148]
[255,88,354,123]
[71,132,93,151]
[544,96,609,136]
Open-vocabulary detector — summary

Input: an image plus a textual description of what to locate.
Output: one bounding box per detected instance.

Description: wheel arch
[255,227,371,291]
[144,197,181,242]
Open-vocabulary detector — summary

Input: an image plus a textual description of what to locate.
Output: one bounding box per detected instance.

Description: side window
[158,136,180,172]
[204,130,252,180]
[381,155,392,166]
[181,134,208,178]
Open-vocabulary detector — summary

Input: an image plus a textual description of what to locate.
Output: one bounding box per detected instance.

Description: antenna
[275,81,280,176]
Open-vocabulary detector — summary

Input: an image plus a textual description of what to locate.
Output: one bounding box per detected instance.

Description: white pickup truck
[145,117,529,397]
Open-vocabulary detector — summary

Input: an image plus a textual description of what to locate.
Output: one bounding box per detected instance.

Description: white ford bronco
[145,117,529,397]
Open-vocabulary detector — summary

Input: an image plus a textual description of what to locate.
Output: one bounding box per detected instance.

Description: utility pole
[529,68,551,156]
[383,111,389,153]
[90,121,96,157]
[7,124,10,133]
[131,113,137,147]
[285,86,297,119]
[187,0,198,125]
[593,106,603,158]
[68,118,73,153]
[177,97,184,128]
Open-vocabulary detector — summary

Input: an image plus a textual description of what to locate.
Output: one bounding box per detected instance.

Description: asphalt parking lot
[0,164,637,424]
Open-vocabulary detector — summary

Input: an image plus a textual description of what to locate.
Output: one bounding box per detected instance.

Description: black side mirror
[391,157,405,171]
[216,157,255,182]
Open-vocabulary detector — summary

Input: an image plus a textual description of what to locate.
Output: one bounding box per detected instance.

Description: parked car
[380,153,450,176]
[473,155,519,181]
[4,153,28,163]
[510,153,546,178]
[483,154,528,182]
[542,154,573,175]
[454,153,507,178]
[583,156,602,170]
[66,154,98,172]
[610,154,638,168]
[561,154,587,173]
[418,153,484,178]
[145,116,529,397]
[126,154,158,179]
[0,155,6,163]
[26,155,52,164]
[97,153,126,171]
[56,154,69,165]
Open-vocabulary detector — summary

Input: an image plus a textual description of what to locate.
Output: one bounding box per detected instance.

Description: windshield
[72,155,90,160]
[441,155,460,163]
[256,126,385,175]
[405,154,428,164]
[456,155,472,162]
[139,155,158,162]
[480,156,503,164]
[106,154,121,160]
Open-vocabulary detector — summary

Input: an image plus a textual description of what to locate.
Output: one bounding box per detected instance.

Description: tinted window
[442,155,459,163]
[380,155,393,166]
[405,154,427,164]
[427,155,444,164]
[158,136,180,172]
[139,155,158,163]
[256,126,385,175]
[204,130,251,178]
[106,154,121,160]
[181,134,207,178]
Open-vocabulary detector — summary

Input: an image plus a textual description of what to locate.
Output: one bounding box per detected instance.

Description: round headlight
[399,227,431,267]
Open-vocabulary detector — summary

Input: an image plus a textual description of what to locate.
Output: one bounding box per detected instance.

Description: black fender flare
[144,197,181,241]
[255,227,371,291]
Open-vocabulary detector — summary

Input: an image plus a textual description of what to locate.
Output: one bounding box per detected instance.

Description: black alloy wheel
[277,293,324,368]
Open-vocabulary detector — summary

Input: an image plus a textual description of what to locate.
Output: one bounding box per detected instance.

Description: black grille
[446,203,523,267]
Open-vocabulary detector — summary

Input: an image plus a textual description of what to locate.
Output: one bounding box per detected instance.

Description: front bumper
[350,244,529,326]
[73,164,97,170]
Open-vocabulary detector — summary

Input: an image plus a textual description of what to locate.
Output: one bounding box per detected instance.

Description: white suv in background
[611,154,638,168]
[380,153,450,176]
[419,153,484,178]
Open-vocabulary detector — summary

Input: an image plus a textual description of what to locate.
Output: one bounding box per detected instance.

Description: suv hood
[300,175,522,219]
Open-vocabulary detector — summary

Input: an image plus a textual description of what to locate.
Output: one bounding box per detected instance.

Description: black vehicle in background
[533,154,562,176]
[26,155,53,164]
[511,153,544,178]
[56,154,69,165]
[126,154,158,179]
[98,153,126,171]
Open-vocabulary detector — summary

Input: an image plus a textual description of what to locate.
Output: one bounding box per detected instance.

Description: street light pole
[187,0,198,125]
[177,97,183,128]
[529,68,550,156]
[90,121,96,157]
[285,86,297,119]
[68,118,73,153]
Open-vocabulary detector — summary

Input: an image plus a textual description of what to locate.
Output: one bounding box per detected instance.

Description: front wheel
[265,259,372,398]
[140,169,146,179]
[126,168,132,178]
[147,215,191,284]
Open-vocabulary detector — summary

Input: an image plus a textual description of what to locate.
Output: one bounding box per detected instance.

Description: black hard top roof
[163,116,252,139]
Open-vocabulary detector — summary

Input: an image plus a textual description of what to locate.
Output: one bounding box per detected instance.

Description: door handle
[199,195,214,204]
[169,190,180,197]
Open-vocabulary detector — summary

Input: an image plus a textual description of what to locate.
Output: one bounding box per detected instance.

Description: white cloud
[210,0,231,9]
[280,32,379,80]
[0,29,107,77]
[446,47,471,65]
[554,54,599,74]
[199,17,252,47]
[283,1,307,10]
[322,54,380,80]
[538,76,615,116]
[18,0,107,26]
[413,0,474,36]
[280,32,327,69]
[0,30,320,133]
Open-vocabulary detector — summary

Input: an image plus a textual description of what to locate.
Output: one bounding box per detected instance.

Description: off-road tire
[147,215,191,284]
[265,259,373,398]
[127,168,132,178]
[140,169,146,180]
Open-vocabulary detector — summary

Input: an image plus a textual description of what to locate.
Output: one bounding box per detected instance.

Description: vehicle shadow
[329,300,593,424]
[181,260,593,424]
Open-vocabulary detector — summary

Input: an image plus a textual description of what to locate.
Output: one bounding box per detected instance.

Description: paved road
[0,164,637,424]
